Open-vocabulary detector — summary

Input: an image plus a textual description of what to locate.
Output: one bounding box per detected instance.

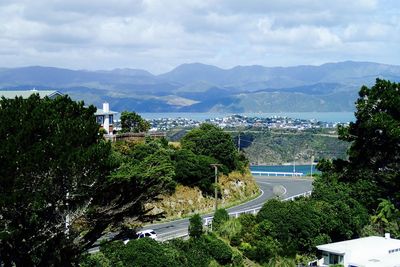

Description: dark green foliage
[80,252,111,267]
[0,95,176,266]
[361,199,400,238]
[189,214,203,238]
[181,123,243,173]
[212,208,229,232]
[98,241,125,266]
[0,94,110,266]
[172,149,216,194]
[120,110,150,133]
[170,238,211,267]
[203,234,233,265]
[334,79,400,210]
[256,194,368,256]
[122,238,185,267]
[99,238,186,267]
[311,174,369,241]
[92,234,235,267]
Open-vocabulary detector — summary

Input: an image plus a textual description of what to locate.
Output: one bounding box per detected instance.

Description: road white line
[282,185,287,196]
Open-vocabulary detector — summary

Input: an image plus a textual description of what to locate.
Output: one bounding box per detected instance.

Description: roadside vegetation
[2,79,400,266]
[0,97,252,266]
[80,79,400,266]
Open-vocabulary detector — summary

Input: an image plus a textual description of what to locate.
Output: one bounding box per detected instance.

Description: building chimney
[385,233,391,239]
[103,102,109,113]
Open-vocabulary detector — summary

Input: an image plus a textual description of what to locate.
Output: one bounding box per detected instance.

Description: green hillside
[238,129,349,165]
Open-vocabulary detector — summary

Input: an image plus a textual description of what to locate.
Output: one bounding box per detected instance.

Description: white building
[94,102,117,135]
[316,234,400,267]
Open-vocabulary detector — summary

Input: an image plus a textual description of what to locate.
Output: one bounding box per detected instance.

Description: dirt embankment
[146,170,259,219]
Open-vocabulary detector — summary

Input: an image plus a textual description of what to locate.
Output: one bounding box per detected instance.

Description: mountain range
[1,61,399,112]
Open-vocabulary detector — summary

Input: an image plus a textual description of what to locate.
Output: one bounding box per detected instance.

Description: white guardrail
[251,171,304,177]
[202,190,312,228]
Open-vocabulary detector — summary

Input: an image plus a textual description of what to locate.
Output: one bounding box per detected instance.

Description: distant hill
[1,61,399,112]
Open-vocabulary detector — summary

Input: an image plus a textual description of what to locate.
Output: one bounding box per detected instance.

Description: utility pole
[310,155,314,178]
[293,150,296,176]
[237,131,241,153]
[210,164,222,213]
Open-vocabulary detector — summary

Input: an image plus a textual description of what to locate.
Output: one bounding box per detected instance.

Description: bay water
[141,112,355,123]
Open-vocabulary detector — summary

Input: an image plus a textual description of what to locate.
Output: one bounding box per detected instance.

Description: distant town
[142,114,348,131]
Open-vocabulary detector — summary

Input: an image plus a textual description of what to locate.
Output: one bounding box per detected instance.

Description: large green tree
[0,95,175,266]
[120,111,150,133]
[335,79,400,210]
[181,123,244,173]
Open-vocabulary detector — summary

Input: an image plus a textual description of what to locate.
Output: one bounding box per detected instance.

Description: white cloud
[0,0,397,73]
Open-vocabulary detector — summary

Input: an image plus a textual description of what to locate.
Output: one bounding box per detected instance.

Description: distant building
[316,234,400,266]
[95,103,117,135]
[0,89,63,99]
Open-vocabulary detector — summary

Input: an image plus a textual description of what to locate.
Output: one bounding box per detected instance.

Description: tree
[172,149,216,194]
[120,111,150,133]
[0,95,175,266]
[335,79,400,210]
[188,214,203,238]
[181,123,243,173]
[212,208,229,232]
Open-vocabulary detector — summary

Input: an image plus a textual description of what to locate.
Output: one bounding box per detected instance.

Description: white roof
[317,236,400,266]
[355,252,400,267]
[94,108,117,116]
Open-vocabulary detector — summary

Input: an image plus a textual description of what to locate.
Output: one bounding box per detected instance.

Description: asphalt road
[144,176,313,241]
[89,176,313,252]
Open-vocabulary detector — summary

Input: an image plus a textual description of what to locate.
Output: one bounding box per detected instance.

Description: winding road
[89,176,313,253]
[143,176,313,241]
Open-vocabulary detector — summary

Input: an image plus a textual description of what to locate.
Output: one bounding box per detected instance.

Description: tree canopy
[333,79,400,210]
[0,95,175,266]
[120,111,150,133]
[181,123,245,173]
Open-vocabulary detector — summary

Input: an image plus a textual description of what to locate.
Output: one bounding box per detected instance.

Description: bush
[189,214,203,238]
[219,218,242,240]
[99,241,125,266]
[100,238,186,267]
[80,252,111,267]
[204,234,233,265]
[230,234,242,247]
[212,208,229,232]
[231,250,244,266]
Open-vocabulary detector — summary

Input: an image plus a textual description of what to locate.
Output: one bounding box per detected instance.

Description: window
[329,254,343,264]
[109,115,113,125]
[96,115,104,125]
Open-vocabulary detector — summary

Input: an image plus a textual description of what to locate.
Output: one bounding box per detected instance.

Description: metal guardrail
[251,171,304,176]
[202,190,312,227]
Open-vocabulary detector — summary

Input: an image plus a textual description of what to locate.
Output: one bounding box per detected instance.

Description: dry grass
[146,169,260,220]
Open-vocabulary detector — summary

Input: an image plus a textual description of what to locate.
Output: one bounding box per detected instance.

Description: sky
[0,0,399,74]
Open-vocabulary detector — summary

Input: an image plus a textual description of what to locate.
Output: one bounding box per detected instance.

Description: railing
[103,132,166,142]
[251,171,304,177]
[203,190,313,227]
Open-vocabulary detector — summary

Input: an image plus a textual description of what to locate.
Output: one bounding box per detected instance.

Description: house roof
[0,90,63,99]
[94,108,118,116]
[317,236,400,266]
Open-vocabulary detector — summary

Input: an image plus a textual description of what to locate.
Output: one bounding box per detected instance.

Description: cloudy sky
[0,0,399,74]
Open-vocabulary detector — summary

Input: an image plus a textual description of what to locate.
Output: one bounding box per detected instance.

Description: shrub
[212,208,229,232]
[80,252,111,267]
[189,214,203,238]
[204,234,233,265]
[219,218,242,240]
